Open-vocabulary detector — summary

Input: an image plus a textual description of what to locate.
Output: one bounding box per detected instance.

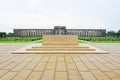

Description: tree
[7,32,14,37]
[0,32,6,38]
[106,30,116,37]
[116,30,120,38]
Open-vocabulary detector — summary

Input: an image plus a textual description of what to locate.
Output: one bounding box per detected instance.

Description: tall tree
[107,30,115,37]
[116,30,120,38]
[7,32,14,37]
[0,32,6,38]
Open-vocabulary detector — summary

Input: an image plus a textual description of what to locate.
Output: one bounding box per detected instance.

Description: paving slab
[0,43,120,80]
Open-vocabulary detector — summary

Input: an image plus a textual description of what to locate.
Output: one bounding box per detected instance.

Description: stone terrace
[0,43,120,80]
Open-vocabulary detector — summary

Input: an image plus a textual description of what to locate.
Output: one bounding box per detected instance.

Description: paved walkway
[0,43,120,80]
[87,43,120,54]
[0,43,31,54]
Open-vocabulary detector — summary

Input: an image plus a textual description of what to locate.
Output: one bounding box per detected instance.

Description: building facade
[14,26,106,37]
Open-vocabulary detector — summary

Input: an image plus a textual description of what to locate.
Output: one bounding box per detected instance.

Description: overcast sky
[0,0,120,33]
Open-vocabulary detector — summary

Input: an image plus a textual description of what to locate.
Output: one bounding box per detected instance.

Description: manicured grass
[34,39,43,43]
[0,41,32,43]
[34,39,85,43]
[89,41,120,43]
[79,37,120,42]
[0,37,42,43]
[78,40,86,43]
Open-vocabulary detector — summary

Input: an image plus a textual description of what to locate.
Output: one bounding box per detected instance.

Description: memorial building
[14,26,106,37]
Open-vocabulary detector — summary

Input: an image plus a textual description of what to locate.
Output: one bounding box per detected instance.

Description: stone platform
[12,35,109,54]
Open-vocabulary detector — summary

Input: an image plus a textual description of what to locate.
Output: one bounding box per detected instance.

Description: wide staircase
[12,35,109,54]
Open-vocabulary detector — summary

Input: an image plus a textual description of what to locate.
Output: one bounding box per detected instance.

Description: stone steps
[42,44,79,46]
[12,45,109,54]
[12,51,109,54]
[11,35,109,54]
[26,48,95,51]
[32,46,89,48]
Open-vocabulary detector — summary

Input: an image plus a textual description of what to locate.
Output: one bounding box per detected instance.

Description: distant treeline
[106,30,120,38]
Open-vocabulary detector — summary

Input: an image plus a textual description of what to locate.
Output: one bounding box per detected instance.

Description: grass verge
[0,41,32,43]
[89,41,120,43]
[34,39,43,43]
[78,40,86,43]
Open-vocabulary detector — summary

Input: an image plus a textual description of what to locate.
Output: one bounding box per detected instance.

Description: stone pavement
[87,43,120,54]
[0,43,31,54]
[0,43,120,80]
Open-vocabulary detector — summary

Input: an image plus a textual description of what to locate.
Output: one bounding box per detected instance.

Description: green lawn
[34,39,43,43]
[35,40,84,43]
[0,41,32,43]
[78,40,86,43]
[34,39,120,43]
[1,38,120,43]
[0,37,42,43]
[89,41,120,43]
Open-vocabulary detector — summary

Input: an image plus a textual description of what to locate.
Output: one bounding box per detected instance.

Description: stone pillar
[26,29,28,37]
[38,30,40,36]
[37,29,38,36]
[31,29,33,36]
[42,30,44,35]
[23,30,25,36]
[33,29,35,37]
[21,30,23,37]
[85,30,87,37]
[23,30,24,37]
[34,30,36,37]
[29,30,31,37]
[20,30,22,37]
[95,30,97,37]
[93,30,94,37]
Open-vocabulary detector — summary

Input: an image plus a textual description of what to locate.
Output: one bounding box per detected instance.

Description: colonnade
[67,29,106,37]
[14,29,106,37]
